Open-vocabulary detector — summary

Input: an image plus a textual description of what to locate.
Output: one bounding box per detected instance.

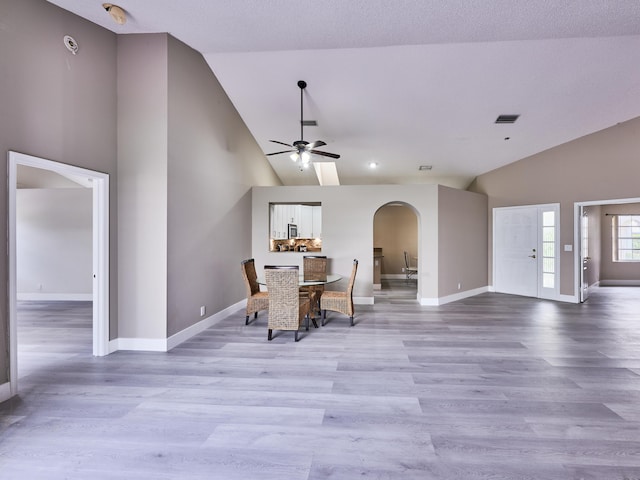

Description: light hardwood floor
[2,287,640,479]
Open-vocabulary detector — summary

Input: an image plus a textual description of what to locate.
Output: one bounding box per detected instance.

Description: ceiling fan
[266,80,340,170]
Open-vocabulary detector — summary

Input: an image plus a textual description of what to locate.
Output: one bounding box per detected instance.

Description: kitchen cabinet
[270,203,322,240]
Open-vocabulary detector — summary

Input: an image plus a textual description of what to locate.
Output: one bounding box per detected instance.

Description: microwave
[288,223,298,238]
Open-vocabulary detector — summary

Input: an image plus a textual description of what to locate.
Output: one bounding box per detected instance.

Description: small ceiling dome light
[103,3,127,25]
[368,162,378,169]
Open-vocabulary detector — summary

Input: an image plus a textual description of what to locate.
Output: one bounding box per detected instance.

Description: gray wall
[252,185,488,304]
[0,0,118,384]
[117,33,281,343]
[469,116,640,297]
[438,185,488,297]
[17,188,92,299]
[117,33,169,340]
[166,35,281,337]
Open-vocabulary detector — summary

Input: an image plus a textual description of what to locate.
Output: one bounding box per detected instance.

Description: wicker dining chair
[302,255,327,315]
[241,258,269,325]
[264,265,313,341]
[321,259,358,326]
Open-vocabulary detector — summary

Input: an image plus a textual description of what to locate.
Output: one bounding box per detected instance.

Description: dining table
[257,273,342,287]
[257,273,342,329]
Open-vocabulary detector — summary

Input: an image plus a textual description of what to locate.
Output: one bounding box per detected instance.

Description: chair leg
[350,315,354,327]
[322,309,326,326]
[245,315,249,325]
[268,329,272,341]
[294,330,299,342]
[306,314,310,331]
[254,312,258,319]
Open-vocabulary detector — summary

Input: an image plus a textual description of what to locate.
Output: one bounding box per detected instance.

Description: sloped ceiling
[48,0,640,187]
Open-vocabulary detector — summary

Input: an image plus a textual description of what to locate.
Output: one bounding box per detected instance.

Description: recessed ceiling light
[419,165,432,171]
[368,162,378,169]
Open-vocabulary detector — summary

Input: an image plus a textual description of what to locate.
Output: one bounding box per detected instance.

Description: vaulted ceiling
[48,0,640,188]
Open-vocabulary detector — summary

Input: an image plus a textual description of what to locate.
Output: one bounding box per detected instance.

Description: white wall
[17,188,92,300]
[252,185,488,304]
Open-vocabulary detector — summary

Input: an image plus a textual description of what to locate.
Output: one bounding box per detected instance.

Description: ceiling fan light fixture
[300,151,311,164]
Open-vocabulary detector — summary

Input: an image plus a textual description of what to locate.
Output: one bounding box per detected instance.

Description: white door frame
[8,151,110,397]
[574,197,640,302]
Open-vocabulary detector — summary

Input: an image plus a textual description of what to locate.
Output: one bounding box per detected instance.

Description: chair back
[303,255,327,281]
[264,266,300,330]
[346,259,359,296]
[241,258,260,296]
[404,251,411,269]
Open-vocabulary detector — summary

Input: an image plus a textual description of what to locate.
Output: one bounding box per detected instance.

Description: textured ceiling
[48,0,640,187]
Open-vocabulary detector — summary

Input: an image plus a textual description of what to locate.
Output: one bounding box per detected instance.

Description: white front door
[494,204,559,299]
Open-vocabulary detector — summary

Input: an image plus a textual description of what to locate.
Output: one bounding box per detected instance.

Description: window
[541,210,555,288]
[613,215,640,261]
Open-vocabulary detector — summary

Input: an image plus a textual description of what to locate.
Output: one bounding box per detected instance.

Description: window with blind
[612,215,640,262]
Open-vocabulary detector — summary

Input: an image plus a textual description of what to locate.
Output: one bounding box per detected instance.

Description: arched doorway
[373,202,419,303]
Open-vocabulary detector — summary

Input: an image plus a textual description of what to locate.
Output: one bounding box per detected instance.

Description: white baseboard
[112,300,246,353]
[420,286,488,306]
[167,300,245,350]
[17,293,93,301]
[381,274,410,280]
[599,279,640,286]
[115,337,168,352]
[0,381,11,403]
[354,296,374,305]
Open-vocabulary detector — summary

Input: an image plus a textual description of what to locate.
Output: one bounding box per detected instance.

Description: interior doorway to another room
[8,151,110,398]
[576,198,640,303]
[373,202,419,303]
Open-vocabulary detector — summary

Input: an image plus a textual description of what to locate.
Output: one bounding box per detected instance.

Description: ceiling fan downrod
[298,80,307,144]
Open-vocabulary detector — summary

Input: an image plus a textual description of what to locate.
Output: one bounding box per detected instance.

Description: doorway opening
[575,197,640,303]
[8,151,110,398]
[373,202,419,304]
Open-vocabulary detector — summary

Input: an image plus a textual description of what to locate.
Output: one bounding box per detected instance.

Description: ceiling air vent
[495,114,520,124]
[419,165,432,171]
[301,120,317,126]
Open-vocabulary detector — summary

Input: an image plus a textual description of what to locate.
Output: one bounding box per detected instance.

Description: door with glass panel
[494,204,559,299]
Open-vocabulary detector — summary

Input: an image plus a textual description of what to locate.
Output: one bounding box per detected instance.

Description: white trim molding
[17,293,93,301]
[0,382,11,403]
[167,300,245,350]
[421,286,488,306]
[600,279,640,286]
[354,296,374,305]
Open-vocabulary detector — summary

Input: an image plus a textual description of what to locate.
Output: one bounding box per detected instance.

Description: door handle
[528,254,536,258]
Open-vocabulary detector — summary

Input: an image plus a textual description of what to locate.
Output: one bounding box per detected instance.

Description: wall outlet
[457,283,461,290]
[200,306,206,317]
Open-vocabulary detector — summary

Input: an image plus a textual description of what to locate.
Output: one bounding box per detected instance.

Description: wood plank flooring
[2,286,640,479]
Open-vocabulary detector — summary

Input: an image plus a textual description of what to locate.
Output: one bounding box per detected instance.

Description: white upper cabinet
[270,203,322,240]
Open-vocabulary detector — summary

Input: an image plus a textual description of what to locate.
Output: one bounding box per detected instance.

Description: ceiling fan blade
[269,140,293,147]
[266,149,295,156]
[309,150,340,159]
[306,140,326,149]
